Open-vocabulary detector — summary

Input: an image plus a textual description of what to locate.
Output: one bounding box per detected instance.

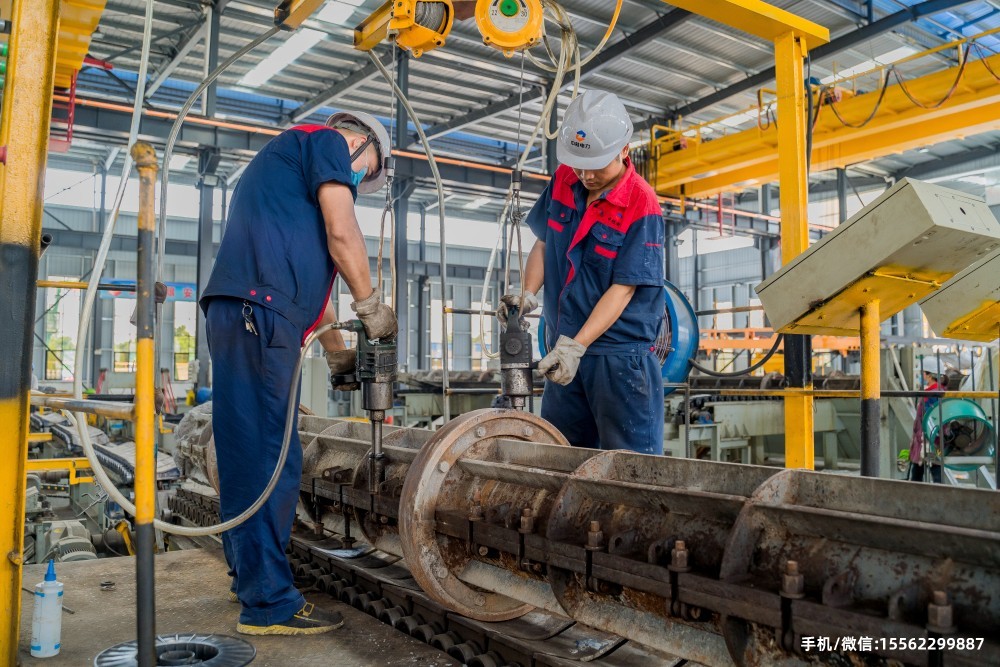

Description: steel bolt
[7,550,23,566]
[523,426,534,437]
[475,594,486,607]
[478,546,489,557]
[781,560,805,599]
[469,503,484,521]
[927,590,956,634]
[475,426,487,437]
[586,521,604,550]
[438,461,449,473]
[435,566,449,579]
[519,507,535,533]
[670,540,690,572]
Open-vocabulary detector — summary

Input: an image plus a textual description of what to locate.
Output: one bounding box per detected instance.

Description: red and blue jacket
[201,125,356,343]
[526,158,665,354]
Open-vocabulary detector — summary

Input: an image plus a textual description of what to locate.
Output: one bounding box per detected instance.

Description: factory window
[749,298,764,328]
[173,301,197,381]
[470,301,494,372]
[112,299,137,372]
[42,277,80,381]
[429,297,452,371]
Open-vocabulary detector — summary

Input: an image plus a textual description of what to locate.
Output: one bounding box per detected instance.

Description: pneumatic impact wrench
[329,320,397,493]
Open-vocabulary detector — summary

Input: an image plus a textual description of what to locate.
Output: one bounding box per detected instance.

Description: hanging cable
[891,42,970,110]
[376,45,398,309]
[367,50,452,420]
[689,334,785,377]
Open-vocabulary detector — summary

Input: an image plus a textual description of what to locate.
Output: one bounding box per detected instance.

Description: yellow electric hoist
[355,0,542,58]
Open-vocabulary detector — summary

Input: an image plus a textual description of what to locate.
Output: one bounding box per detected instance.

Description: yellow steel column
[0,0,61,661]
[774,31,814,469]
[131,141,159,666]
[859,299,881,477]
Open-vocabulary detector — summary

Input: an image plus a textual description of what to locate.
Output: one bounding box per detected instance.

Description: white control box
[756,178,1000,335]
[920,248,1000,342]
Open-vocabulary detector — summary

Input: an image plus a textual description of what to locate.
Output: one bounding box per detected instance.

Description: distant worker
[499,89,665,455]
[200,112,397,636]
[908,358,946,483]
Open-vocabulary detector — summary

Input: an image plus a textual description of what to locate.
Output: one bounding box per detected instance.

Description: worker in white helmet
[499,89,665,455]
[201,111,396,635]
[908,357,946,483]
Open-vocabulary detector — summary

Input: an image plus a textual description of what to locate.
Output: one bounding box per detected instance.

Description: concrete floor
[18,547,457,666]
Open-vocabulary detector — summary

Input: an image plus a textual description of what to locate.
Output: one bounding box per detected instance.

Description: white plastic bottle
[30,560,63,657]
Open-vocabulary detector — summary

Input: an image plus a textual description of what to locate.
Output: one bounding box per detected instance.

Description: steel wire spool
[921,397,996,470]
[94,633,255,666]
[414,2,448,32]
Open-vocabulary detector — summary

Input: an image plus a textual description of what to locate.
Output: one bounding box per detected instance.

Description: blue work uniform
[527,158,665,455]
[200,125,356,626]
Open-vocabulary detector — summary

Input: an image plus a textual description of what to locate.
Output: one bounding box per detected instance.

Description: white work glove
[497,291,538,328]
[537,335,587,386]
[351,289,398,340]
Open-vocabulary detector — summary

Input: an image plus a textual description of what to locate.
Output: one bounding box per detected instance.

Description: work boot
[236,602,345,636]
[227,590,239,603]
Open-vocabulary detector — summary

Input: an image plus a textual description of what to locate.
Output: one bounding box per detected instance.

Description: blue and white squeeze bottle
[30,559,63,657]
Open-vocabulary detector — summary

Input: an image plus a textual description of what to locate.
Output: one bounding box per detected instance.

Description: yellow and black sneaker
[236,602,345,636]
[227,591,239,603]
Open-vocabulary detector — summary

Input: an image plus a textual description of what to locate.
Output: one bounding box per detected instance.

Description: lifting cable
[376,44,398,312]
[367,49,453,418]
[478,0,622,350]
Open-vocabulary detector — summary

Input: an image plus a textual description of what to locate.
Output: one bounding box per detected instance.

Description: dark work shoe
[236,602,345,636]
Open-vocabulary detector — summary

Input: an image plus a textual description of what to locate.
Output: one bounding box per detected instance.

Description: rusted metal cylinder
[179,407,1000,666]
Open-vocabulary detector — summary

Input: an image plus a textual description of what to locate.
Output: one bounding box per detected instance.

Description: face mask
[351,166,368,188]
[349,134,375,189]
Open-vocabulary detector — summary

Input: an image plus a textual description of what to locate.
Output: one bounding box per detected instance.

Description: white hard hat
[921,358,943,376]
[557,90,633,170]
[326,110,391,194]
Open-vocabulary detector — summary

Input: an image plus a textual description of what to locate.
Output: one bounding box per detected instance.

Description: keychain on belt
[242,301,258,336]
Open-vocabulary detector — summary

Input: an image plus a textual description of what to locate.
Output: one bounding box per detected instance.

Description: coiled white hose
[69,323,343,537]
[70,18,296,536]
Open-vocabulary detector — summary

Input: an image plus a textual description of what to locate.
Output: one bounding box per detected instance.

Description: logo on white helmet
[570,129,591,150]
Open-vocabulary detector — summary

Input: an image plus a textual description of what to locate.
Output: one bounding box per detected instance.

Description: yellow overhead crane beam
[652,47,1000,198]
[663,0,829,49]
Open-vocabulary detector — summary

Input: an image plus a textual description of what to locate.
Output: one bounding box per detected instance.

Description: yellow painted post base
[784,393,815,469]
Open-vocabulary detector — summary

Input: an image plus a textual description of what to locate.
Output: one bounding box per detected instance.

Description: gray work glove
[537,335,587,386]
[497,291,538,328]
[327,349,357,376]
[351,290,398,340]
[328,349,359,391]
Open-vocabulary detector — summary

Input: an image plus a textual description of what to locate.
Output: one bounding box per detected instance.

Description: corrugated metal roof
[66,0,1000,193]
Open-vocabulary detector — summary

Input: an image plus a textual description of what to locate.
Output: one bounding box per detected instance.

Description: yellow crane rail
[653,50,1000,198]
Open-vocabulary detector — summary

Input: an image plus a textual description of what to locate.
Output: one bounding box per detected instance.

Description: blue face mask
[351,166,368,188]
[349,133,375,189]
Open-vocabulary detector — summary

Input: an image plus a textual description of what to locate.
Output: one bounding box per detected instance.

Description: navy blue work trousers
[540,352,664,455]
[206,297,304,626]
